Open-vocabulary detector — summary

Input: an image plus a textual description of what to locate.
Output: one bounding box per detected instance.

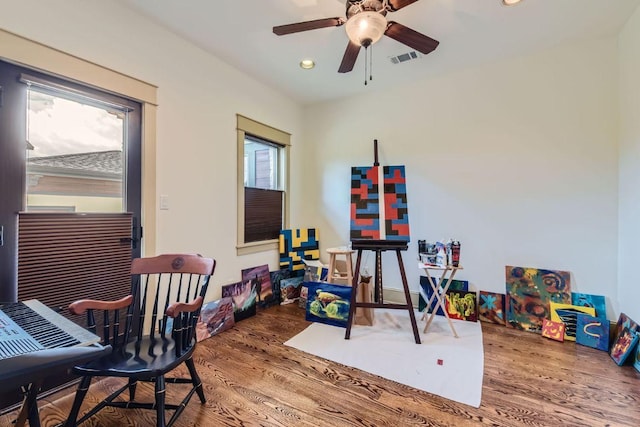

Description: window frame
[236,114,290,255]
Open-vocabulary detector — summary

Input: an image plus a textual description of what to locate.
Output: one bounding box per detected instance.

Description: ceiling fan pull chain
[364,46,368,86]
[370,45,373,82]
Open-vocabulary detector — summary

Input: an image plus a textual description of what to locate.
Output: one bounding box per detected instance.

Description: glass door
[0,59,142,302]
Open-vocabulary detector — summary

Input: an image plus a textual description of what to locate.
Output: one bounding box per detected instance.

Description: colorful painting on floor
[575,313,609,351]
[549,302,596,341]
[610,313,639,362]
[350,165,410,241]
[303,260,328,282]
[221,280,257,322]
[280,276,304,304]
[505,266,571,333]
[418,277,468,315]
[195,297,235,342]
[541,318,565,342]
[445,290,477,322]
[478,291,506,325]
[305,282,353,328]
[270,268,293,306]
[634,342,640,373]
[279,228,320,271]
[612,312,639,343]
[571,292,606,319]
[242,264,274,307]
[610,327,639,366]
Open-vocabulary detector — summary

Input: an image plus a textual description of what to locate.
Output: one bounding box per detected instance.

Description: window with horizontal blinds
[18,212,133,325]
[237,114,291,255]
[245,187,284,243]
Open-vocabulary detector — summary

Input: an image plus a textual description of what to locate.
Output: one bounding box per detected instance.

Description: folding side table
[419,263,463,338]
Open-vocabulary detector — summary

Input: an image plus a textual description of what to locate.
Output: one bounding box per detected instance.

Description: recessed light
[502,0,523,5]
[299,59,315,70]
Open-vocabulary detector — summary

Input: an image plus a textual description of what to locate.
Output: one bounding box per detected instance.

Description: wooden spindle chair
[63,254,216,427]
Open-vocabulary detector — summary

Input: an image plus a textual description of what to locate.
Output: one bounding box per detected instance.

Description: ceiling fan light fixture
[502,0,523,6]
[345,11,387,47]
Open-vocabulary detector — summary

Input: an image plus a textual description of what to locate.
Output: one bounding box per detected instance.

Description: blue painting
[478,291,506,325]
[634,341,640,373]
[576,313,609,351]
[571,292,606,320]
[305,282,352,328]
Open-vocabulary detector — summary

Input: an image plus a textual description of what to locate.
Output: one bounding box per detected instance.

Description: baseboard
[382,287,419,307]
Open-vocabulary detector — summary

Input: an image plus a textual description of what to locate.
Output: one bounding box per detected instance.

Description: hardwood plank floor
[3,303,639,426]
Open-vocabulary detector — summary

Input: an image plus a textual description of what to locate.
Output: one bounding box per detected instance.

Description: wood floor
[3,303,640,426]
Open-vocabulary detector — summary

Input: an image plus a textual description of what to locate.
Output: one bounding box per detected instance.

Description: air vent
[389,51,421,64]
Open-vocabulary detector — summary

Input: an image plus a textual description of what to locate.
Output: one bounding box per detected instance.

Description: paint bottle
[451,241,461,267]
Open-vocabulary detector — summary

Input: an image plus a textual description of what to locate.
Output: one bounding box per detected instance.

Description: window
[24,81,129,213]
[236,115,290,255]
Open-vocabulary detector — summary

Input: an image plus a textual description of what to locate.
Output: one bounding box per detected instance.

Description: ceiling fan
[273,0,439,73]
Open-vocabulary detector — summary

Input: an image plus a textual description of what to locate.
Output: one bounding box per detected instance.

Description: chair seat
[73,336,195,379]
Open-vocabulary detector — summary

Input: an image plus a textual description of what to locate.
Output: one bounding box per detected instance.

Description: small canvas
[575,313,609,351]
[222,280,257,322]
[196,297,235,342]
[478,291,506,325]
[298,284,309,309]
[280,276,304,304]
[610,327,639,366]
[445,290,477,322]
[303,260,328,282]
[242,264,274,307]
[270,268,293,307]
[634,342,640,373]
[611,313,639,361]
[305,282,352,328]
[571,292,606,319]
[541,318,565,342]
[612,312,639,343]
[549,302,595,341]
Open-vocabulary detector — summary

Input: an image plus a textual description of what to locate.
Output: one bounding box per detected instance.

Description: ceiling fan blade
[338,41,361,73]
[387,0,420,12]
[273,17,345,36]
[384,21,439,55]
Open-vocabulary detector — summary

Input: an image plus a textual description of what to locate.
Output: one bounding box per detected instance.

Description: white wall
[302,38,621,319]
[0,0,303,299]
[1,1,633,320]
[618,5,640,322]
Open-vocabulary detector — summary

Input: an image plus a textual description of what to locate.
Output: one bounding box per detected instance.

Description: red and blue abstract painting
[350,165,410,241]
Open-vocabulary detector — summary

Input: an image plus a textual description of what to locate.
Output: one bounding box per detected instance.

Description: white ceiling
[117,0,640,105]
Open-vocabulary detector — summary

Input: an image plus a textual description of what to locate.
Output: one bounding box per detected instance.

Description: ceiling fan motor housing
[346,0,388,19]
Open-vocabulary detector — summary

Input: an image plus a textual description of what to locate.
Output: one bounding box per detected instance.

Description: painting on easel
[350,165,410,242]
[350,140,410,243]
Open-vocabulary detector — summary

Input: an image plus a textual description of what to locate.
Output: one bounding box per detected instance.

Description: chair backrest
[130,254,215,351]
[74,254,216,355]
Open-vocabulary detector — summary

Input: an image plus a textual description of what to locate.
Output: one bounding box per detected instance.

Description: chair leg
[185,357,206,403]
[128,378,138,401]
[155,375,166,427]
[64,376,92,427]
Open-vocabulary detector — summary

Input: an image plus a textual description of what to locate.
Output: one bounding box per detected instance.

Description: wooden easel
[344,240,420,344]
[344,140,420,344]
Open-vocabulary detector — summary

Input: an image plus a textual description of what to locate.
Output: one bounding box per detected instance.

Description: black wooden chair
[63,254,216,427]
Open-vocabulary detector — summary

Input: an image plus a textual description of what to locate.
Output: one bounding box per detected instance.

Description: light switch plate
[160,195,169,210]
